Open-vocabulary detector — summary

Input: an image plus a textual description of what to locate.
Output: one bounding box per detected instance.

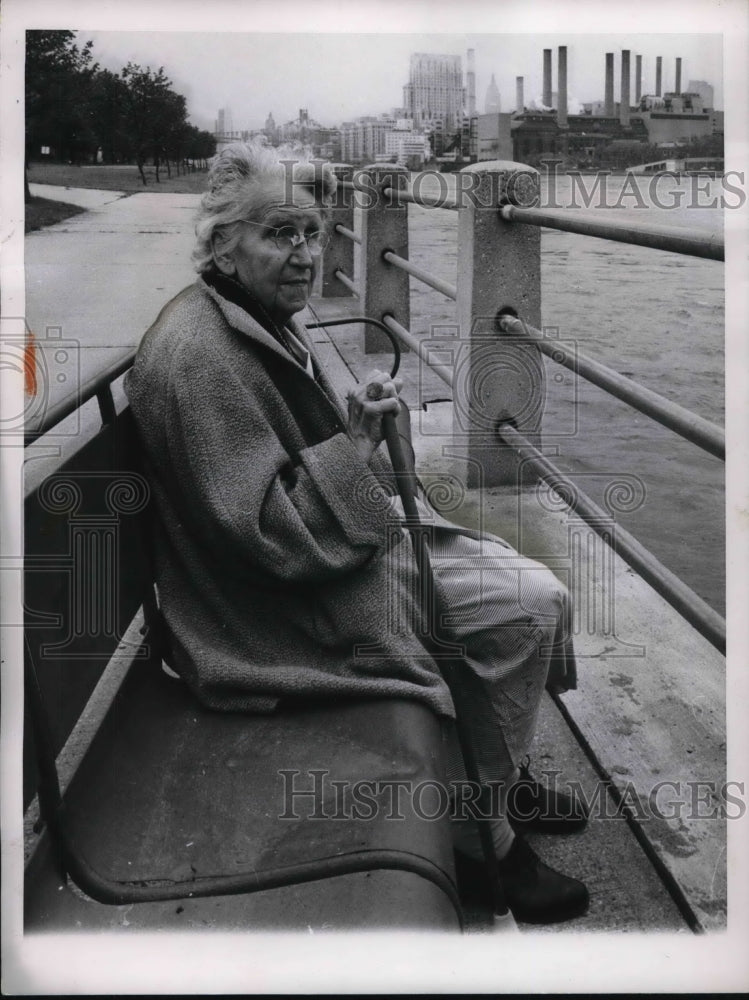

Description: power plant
[507,47,721,169]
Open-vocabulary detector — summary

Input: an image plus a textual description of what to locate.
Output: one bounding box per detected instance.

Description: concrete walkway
[25,190,200,430]
[28,183,128,209]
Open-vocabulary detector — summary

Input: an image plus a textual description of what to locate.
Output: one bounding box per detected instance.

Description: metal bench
[23,370,464,932]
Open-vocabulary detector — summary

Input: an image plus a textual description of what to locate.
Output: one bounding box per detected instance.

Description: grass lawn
[25,197,87,233]
[26,162,211,195]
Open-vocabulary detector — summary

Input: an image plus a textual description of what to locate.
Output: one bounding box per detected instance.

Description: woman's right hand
[345,369,403,465]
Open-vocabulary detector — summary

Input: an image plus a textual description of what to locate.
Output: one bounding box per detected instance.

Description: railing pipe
[499,316,725,460]
[381,315,454,388]
[334,223,361,245]
[383,186,459,211]
[382,251,457,300]
[360,164,411,352]
[498,423,726,654]
[500,204,724,261]
[333,269,359,297]
[323,164,355,298]
[456,161,545,488]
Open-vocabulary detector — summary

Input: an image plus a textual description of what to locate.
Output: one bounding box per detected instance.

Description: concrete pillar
[656,56,662,96]
[557,46,568,127]
[675,57,682,94]
[359,164,410,353]
[620,49,631,127]
[543,49,552,108]
[515,76,524,113]
[635,54,642,104]
[455,161,544,487]
[605,53,615,116]
[321,164,354,298]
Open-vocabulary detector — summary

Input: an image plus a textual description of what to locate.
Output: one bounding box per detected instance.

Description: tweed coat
[126,277,457,717]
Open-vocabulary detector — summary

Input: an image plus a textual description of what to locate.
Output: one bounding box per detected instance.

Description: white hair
[192,141,338,274]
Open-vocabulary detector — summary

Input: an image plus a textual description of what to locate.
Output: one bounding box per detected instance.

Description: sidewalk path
[25,191,200,427]
[28,183,127,209]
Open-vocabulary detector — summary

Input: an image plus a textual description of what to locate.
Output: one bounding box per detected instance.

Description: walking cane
[367,382,510,921]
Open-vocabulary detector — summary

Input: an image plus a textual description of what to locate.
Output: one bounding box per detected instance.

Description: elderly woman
[126,142,589,924]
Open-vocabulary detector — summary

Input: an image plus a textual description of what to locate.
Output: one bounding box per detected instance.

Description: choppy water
[403,172,726,616]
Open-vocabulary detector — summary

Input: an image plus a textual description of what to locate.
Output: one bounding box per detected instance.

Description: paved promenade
[25,188,200,424]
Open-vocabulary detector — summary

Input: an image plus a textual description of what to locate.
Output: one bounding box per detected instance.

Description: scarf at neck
[203,269,312,372]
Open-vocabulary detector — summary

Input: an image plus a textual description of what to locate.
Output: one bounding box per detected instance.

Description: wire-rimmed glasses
[239,219,329,256]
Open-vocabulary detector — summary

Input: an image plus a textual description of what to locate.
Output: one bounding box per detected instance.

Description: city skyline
[80,31,724,136]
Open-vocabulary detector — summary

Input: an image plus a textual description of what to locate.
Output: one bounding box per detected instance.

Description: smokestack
[620,49,631,126]
[605,52,615,116]
[515,75,524,113]
[467,48,476,116]
[557,45,568,127]
[543,48,552,108]
[675,57,682,94]
[635,54,642,103]
[656,56,662,96]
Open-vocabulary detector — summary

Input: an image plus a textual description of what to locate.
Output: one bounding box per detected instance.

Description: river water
[401,172,726,616]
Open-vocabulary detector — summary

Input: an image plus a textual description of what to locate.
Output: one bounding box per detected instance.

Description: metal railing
[322,161,725,653]
[499,204,724,261]
[497,315,725,460]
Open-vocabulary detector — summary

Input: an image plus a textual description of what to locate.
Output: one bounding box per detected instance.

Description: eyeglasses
[239,219,329,256]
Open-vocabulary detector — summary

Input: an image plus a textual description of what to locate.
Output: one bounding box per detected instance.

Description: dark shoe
[454,837,589,925]
[507,757,588,834]
[499,835,589,924]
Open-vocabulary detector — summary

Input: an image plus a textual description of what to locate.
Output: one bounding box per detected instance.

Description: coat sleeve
[164,336,398,584]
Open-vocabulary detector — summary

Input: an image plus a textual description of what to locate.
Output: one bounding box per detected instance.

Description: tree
[186,126,217,169]
[25,30,99,196]
[88,68,131,165]
[120,63,190,185]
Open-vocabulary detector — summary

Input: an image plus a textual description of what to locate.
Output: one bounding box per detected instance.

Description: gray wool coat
[126,277,456,718]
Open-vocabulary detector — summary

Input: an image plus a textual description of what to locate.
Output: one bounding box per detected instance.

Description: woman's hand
[345,369,403,465]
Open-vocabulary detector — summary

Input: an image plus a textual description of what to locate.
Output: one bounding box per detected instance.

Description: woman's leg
[429,529,573,780]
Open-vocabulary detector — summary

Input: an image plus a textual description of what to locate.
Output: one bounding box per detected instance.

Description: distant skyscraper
[402,53,465,130]
[264,112,277,143]
[485,74,501,114]
[215,107,234,137]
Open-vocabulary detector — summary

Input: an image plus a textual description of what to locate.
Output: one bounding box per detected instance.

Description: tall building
[215,107,234,137]
[264,112,278,144]
[402,53,465,131]
[340,115,396,163]
[485,74,501,114]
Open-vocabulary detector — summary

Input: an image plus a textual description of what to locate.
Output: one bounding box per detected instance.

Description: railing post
[359,164,410,353]
[454,160,544,488]
[322,163,354,298]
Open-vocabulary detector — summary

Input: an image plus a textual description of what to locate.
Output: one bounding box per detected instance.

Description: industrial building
[506,49,719,169]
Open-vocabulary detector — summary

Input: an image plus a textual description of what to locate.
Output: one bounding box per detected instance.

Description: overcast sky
[79,31,724,133]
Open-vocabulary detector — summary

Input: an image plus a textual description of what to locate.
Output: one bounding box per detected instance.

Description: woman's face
[218,182,325,326]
